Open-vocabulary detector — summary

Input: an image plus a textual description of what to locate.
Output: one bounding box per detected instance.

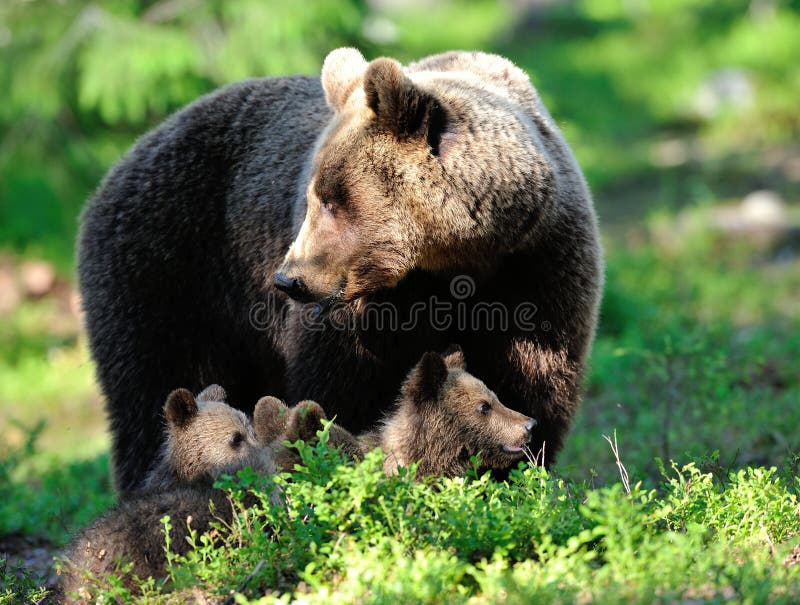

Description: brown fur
[79,49,602,491]
[278,49,589,299]
[375,349,536,477]
[61,486,233,603]
[278,49,603,466]
[273,347,536,478]
[142,386,281,491]
[272,400,366,471]
[268,346,535,478]
[62,388,284,602]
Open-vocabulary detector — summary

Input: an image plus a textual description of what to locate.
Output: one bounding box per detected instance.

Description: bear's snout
[274,272,311,302]
[524,418,537,436]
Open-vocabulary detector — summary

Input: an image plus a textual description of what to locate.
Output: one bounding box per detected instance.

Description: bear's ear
[253,396,289,445]
[363,58,449,156]
[442,344,466,370]
[165,388,198,429]
[287,401,327,443]
[405,351,449,408]
[322,47,368,113]
[196,384,226,403]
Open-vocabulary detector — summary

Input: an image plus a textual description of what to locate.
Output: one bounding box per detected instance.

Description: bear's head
[384,347,537,475]
[272,399,365,470]
[275,48,554,307]
[158,385,283,485]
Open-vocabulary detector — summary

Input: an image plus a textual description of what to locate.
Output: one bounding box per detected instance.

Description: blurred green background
[3,0,800,265]
[1,0,799,581]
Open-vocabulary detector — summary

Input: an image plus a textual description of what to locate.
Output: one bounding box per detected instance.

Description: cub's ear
[196,384,226,403]
[442,344,466,370]
[287,401,327,443]
[322,47,368,112]
[165,388,198,429]
[405,352,449,407]
[363,58,448,155]
[253,396,289,445]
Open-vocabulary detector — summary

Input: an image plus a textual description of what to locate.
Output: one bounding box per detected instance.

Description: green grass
[55,433,800,603]
[562,207,800,483]
[0,295,106,456]
[0,446,112,546]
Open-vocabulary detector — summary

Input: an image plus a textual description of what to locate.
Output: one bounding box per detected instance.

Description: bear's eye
[321,200,335,215]
[477,401,492,415]
[229,432,244,449]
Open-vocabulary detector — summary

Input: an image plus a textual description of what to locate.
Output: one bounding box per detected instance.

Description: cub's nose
[273,273,309,300]
[524,418,538,434]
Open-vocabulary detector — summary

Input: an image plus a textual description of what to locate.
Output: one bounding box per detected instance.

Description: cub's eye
[321,200,335,214]
[229,432,244,448]
[477,401,492,415]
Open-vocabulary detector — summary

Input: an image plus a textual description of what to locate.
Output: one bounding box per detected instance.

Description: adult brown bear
[78,48,603,491]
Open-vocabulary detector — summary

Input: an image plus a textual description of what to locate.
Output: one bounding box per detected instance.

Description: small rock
[20,260,56,298]
[740,190,787,228]
[709,190,788,235]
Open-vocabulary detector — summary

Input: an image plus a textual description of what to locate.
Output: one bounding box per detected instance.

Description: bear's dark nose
[273,273,309,300]
[524,418,537,434]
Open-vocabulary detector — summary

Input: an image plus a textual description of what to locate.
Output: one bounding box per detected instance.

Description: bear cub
[270,348,537,478]
[61,389,284,602]
[269,399,366,471]
[366,348,537,477]
[142,385,284,491]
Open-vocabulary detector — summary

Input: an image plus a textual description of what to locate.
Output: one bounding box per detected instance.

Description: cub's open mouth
[502,444,526,456]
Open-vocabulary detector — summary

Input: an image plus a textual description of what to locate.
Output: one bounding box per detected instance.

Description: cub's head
[161,386,283,484]
[394,347,536,473]
[273,400,365,470]
[275,48,553,307]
